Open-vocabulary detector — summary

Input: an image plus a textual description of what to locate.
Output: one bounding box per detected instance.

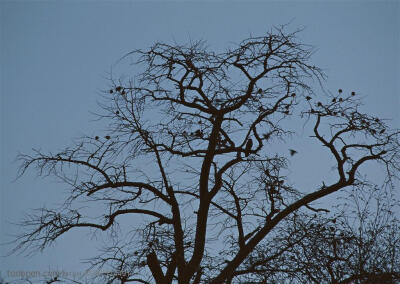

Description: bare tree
[234,184,400,283]
[13,26,399,283]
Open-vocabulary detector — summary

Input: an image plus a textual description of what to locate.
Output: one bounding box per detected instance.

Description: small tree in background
[237,184,400,283]
[13,26,399,283]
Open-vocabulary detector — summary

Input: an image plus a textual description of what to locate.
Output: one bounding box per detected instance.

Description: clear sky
[1,0,399,281]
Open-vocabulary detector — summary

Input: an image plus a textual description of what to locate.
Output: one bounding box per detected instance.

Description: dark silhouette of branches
[12,26,400,283]
[227,184,400,283]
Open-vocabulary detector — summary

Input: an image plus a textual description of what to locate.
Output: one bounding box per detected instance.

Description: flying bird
[245,138,253,157]
[289,149,298,156]
[263,133,271,140]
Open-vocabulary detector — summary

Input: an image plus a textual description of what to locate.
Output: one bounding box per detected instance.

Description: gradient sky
[1,0,399,281]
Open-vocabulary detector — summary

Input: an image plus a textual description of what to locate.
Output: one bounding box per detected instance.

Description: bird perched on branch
[245,138,253,157]
[194,129,203,138]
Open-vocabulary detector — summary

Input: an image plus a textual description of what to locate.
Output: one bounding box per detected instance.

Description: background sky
[1,0,399,282]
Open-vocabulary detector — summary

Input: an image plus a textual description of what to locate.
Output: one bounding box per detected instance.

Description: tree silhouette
[234,185,400,283]
[14,27,399,283]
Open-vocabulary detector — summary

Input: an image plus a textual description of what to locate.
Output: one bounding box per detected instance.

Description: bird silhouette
[339,98,343,102]
[351,91,355,96]
[257,88,262,94]
[109,89,114,94]
[245,138,253,157]
[338,89,343,93]
[95,136,99,140]
[306,96,312,101]
[289,149,298,156]
[332,98,336,103]
[116,86,122,92]
[291,93,296,97]
[105,135,111,140]
[194,129,203,138]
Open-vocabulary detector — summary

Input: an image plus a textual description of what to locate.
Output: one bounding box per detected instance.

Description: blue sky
[1,0,399,281]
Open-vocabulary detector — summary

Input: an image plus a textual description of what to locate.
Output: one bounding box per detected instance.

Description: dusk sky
[1,1,399,282]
